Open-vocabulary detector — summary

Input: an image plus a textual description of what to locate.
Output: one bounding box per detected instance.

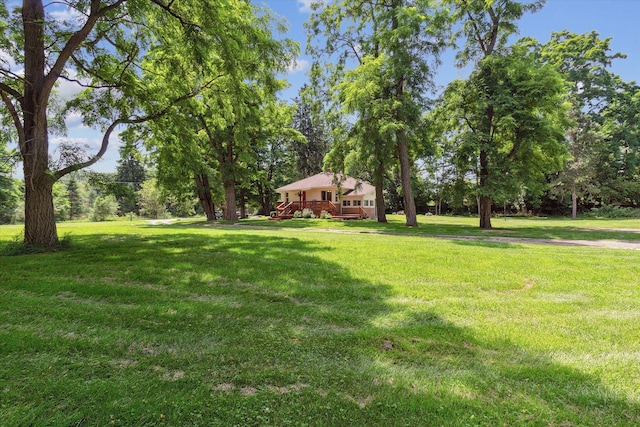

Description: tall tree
[445,0,566,228]
[115,148,146,214]
[0,0,275,248]
[290,85,331,180]
[435,39,570,228]
[538,31,640,212]
[65,175,85,220]
[132,3,296,222]
[307,0,451,226]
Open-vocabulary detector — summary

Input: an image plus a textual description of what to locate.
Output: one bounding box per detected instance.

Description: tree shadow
[1,229,638,425]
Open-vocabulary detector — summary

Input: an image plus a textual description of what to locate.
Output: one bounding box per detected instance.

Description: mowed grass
[0,217,639,426]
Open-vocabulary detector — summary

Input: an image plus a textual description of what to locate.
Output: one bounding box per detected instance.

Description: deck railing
[276,200,338,217]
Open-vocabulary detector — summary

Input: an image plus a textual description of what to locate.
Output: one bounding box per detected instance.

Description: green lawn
[1,217,639,426]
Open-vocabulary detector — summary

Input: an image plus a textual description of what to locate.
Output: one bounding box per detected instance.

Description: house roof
[276,172,375,196]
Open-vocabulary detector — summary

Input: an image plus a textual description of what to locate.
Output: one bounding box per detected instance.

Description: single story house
[275,172,376,219]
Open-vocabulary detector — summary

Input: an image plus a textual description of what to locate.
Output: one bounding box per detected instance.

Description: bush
[302,208,316,219]
[92,195,119,221]
[587,205,640,219]
[293,210,302,218]
[320,210,332,219]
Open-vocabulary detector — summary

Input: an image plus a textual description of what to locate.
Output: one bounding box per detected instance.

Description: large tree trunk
[478,149,492,229]
[23,163,58,247]
[374,158,387,223]
[194,174,216,221]
[479,196,492,229]
[223,178,237,221]
[397,130,417,227]
[22,0,59,247]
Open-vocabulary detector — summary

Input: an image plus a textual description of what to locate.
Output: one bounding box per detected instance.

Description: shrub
[587,205,640,219]
[302,208,316,218]
[320,210,332,219]
[92,195,119,221]
[293,210,302,218]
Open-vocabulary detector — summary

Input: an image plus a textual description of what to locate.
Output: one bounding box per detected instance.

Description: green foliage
[292,210,303,218]
[137,178,167,219]
[435,38,570,224]
[52,182,70,222]
[587,205,640,219]
[91,195,119,222]
[289,85,331,180]
[538,32,640,211]
[307,0,454,226]
[0,174,20,224]
[115,149,146,214]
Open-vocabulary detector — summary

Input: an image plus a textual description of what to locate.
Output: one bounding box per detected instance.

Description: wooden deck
[271,200,367,220]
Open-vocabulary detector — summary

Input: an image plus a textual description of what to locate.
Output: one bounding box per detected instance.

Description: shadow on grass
[173,216,640,243]
[0,229,638,425]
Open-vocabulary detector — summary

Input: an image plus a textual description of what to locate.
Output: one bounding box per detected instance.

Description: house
[274,172,376,219]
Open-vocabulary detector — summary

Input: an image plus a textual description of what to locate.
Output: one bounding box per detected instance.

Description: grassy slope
[0,217,639,426]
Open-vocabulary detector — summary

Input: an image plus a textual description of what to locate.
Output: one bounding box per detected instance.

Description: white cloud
[297,0,326,13]
[64,111,88,130]
[49,6,87,26]
[287,58,310,74]
[56,72,88,101]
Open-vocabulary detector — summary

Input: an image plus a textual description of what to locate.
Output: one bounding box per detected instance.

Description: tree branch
[44,0,127,96]
[54,76,222,179]
[0,81,24,104]
[0,91,26,154]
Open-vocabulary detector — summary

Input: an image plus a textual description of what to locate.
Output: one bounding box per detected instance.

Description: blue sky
[62,0,640,174]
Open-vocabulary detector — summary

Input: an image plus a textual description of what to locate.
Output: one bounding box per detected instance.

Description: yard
[1,216,639,426]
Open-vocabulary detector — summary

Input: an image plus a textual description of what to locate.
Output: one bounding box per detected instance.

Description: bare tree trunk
[479,196,492,229]
[478,149,492,229]
[195,174,216,221]
[572,188,578,220]
[223,178,237,221]
[397,129,417,227]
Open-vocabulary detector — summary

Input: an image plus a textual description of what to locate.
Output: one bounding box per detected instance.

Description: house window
[342,200,351,207]
[321,190,327,201]
[354,200,362,206]
[285,192,289,203]
[335,194,339,202]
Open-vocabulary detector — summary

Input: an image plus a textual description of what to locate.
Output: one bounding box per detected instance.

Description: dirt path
[230,223,640,250]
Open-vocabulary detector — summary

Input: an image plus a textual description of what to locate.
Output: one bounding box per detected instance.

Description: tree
[538,31,640,213]
[115,148,146,214]
[0,0,276,248]
[307,0,451,226]
[137,178,166,219]
[130,2,296,222]
[65,175,85,220]
[290,86,331,180]
[436,40,570,228]
[92,195,118,222]
[443,0,570,228]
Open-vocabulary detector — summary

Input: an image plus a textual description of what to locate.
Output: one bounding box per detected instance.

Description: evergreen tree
[290,86,331,180]
[66,175,85,220]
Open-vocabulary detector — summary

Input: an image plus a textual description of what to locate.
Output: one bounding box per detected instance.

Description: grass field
[1,216,639,426]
